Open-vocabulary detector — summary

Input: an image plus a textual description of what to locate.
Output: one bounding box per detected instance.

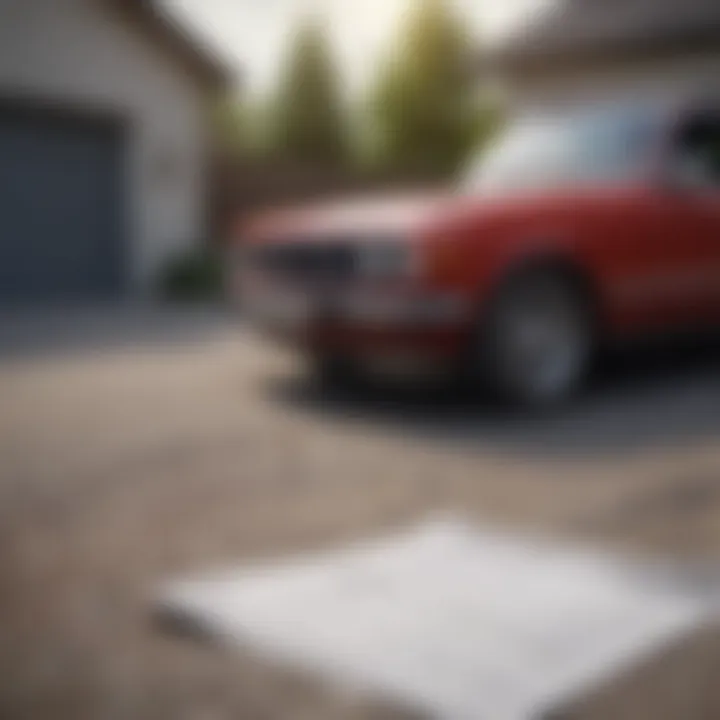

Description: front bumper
[330,290,468,326]
[243,281,473,363]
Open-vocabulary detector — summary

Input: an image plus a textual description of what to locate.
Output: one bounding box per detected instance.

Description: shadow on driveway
[266,340,720,460]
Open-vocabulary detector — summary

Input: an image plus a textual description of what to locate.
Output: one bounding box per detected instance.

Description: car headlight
[355,241,419,278]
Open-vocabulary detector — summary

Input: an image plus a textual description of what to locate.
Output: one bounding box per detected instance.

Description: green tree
[367,0,489,178]
[270,17,348,165]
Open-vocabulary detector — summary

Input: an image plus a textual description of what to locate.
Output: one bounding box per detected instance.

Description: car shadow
[265,338,720,460]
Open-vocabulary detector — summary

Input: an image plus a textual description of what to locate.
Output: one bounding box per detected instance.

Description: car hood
[240,185,635,245]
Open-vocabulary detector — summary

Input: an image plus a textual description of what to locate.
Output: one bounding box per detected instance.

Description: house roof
[108,0,232,91]
[491,0,720,72]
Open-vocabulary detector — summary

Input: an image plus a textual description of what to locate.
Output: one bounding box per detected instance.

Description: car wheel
[479,268,593,409]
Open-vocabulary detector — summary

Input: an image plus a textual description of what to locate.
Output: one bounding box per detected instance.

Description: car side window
[673,111,720,189]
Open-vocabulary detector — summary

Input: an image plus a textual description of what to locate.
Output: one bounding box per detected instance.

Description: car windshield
[463,104,663,195]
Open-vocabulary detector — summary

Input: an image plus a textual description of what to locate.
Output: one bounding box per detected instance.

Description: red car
[237,99,720,407]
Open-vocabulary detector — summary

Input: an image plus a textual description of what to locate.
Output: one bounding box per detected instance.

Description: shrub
[158,248,224,302]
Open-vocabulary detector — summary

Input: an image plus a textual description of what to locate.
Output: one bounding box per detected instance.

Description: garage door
[0,108,125,302]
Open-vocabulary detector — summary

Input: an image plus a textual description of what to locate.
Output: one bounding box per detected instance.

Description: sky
[162,0,551,96]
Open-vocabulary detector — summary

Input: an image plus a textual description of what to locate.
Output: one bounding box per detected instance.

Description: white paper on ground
[158,519,716,720]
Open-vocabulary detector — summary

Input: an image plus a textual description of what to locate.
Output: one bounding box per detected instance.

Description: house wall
[0,0,208,294]
[506,52,720,115]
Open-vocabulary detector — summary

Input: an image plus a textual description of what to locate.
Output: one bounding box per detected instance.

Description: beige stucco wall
[506,52,720,115]
[0,0,208,294]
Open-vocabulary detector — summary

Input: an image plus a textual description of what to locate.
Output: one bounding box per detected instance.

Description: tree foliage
[270,18,348,165]
[367,0,488,178]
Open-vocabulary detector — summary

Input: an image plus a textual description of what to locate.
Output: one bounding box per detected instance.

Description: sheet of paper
[158,519,714,720]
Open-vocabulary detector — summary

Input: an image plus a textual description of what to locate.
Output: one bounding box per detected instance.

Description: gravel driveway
[2,307,720,719]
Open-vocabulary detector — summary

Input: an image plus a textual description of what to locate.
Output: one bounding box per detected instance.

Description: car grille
[249,241,358,284]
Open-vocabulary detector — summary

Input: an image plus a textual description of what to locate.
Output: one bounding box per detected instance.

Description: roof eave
[488,27,720,77]
[107,0,233,92]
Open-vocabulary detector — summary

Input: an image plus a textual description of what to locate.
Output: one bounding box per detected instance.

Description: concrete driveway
[2,306,720,719]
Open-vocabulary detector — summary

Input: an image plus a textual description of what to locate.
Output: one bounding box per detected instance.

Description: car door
[655,109,720,326]
[593,104,720,335]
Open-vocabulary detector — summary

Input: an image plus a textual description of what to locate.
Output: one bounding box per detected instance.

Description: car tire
[476,266,594,409]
